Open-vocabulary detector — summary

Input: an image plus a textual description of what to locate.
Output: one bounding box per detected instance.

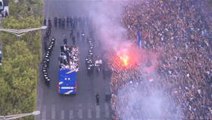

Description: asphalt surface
[37,0,112,120]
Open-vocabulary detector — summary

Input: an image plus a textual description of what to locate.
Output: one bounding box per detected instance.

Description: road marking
[69,110,74,119]
[78,109,83,119]
[88,108,92,119]
[41,105,46,120]
[105,103,110,118]
[61,110,65,119]
[51,104,56,119]
[78,103,82,107]
[96,105,100,118]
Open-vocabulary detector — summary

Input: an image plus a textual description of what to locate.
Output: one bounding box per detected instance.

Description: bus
[58,44,79,95]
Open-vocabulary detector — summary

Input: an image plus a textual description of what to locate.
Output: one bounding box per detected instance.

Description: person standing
[96,94,100,105]
[54,17,57,28]
[63,38,68,45]
[44,40,48,52]
[72,36,76,45]
[43,18,46,26]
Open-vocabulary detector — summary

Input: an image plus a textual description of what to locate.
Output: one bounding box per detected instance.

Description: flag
[137,31,142,48]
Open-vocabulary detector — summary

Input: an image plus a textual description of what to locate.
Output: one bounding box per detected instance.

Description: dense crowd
[59,41,79,72]
[111,0,212,119]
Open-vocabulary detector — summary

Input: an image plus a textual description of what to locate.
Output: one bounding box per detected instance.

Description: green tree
[0,0,43,119]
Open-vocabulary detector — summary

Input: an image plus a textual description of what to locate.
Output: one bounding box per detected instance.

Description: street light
[0,110,40,120]
[32,111,40,115]
[0,26,47,37]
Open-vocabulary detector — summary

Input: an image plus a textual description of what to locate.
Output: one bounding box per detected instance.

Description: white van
[0,0,9,17]
[0,0,4,12]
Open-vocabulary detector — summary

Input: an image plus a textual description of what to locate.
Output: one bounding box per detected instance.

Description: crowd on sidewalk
[111,0,212,119]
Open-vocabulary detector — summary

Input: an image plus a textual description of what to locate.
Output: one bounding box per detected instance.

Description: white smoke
[116,81,182,120]
[88,0,129,51]
[87,0,183,120]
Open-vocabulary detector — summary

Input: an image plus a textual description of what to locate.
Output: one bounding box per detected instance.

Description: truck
[58,44,79,95]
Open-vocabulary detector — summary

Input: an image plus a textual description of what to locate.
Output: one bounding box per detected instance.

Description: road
[37,0,112,120]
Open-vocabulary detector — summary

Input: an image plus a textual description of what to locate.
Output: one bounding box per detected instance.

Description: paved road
[37,0,112,120]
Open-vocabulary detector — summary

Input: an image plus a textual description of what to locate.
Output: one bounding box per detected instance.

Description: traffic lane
[38,31,112,120]
[46,0,92,18]
[41,0,112,119]
[42,27,94,101]
[40,25,111,120]
[44,27,95,118]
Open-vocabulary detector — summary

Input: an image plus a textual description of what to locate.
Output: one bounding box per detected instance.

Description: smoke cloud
[116,81,182,120]
[87,0,182,120]
[88,0,129,51]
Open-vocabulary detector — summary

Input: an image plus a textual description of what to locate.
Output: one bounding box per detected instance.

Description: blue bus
[58,45,79,95]
[58,68,77,95]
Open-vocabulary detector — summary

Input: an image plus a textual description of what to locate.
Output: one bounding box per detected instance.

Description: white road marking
[88,108,92,119]
[69,110,74,119]
[61,110,65,119]
[51,104,56,119]
[41,105,46,120]
[96,105,100,118]
[105,103,110,118]
[78,109,83,119]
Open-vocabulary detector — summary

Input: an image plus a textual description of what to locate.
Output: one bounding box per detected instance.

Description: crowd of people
[59,39,79,72]
[110,0,212,119]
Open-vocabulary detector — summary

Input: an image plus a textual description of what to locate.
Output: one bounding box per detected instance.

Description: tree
[0,0,43,119]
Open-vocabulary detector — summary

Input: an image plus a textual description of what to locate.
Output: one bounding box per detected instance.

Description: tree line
[0,0,43,119]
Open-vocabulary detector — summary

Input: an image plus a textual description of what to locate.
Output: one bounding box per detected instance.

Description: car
[0,0,9,17]
[0,0,4,12]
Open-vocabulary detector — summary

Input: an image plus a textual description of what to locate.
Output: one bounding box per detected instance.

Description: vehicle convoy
[58,42,79,95]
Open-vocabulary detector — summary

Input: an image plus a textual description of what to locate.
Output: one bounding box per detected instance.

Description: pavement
[37,0,112,120]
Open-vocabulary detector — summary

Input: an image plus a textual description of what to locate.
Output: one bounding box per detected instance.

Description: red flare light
[111,44,140,70]
[119,54,129,67]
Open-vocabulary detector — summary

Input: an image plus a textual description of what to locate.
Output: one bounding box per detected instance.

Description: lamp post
[0,26,47,37]
[0,111,40,120]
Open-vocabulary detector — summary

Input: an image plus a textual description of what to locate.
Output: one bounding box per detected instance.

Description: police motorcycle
[58,18,62,28]
[42,38,56,86]
[95,57,102,73]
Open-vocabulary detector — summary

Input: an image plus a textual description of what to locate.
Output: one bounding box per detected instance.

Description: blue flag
[137,31,142,48]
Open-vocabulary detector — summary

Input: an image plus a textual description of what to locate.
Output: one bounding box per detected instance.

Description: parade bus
[58,44,79,95]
